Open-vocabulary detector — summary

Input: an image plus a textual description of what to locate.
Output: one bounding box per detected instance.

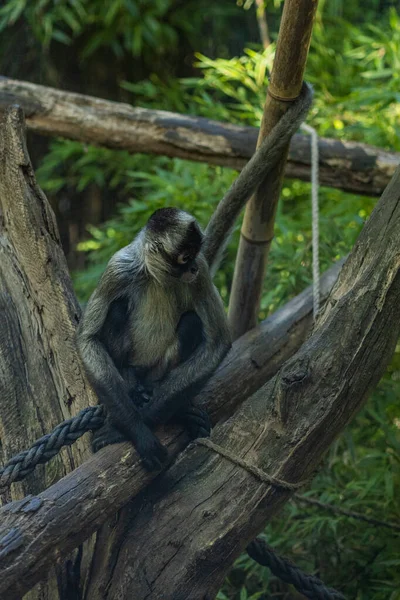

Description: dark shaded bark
[0,77,398,197]
[0,103,340,599]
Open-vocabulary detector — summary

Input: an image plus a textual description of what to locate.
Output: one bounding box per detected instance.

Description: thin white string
[300,123,320,320]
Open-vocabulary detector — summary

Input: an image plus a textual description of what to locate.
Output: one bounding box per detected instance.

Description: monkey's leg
[179,403,211,439]
[92,416,127,453]
[92,414,167,470]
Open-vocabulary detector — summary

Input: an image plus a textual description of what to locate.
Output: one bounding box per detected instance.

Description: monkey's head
[144,207,204,283]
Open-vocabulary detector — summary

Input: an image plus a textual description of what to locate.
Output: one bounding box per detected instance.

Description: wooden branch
[0,262,340,599]
[81,167,400,600]
[0,77,397,197]
[228,0,318,338]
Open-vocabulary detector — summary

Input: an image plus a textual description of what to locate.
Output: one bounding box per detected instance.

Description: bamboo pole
[228,0,318,339]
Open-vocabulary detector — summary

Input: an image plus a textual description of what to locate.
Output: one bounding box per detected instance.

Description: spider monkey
[77,82,313,470]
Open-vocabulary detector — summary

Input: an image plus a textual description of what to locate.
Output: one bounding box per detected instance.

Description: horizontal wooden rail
[0,77,398,197]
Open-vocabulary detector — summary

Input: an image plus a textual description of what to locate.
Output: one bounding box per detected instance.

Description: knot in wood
[281,358,310,388]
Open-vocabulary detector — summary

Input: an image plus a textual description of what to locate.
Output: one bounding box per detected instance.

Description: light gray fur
[141,250,231,423]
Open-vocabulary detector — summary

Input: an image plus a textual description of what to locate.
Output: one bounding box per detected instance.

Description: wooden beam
[0,77,397,197]
[2,97,399,600]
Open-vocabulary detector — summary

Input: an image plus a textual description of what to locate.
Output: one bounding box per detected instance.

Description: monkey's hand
[138,400,162,428]
[133,421,168,471]
[180,404,211,439]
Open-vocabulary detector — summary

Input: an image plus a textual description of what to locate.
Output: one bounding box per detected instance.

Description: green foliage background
[1,0,399,598]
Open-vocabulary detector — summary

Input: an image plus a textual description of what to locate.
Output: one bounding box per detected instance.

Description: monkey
[77,209,229,470]
[77,82,313,471]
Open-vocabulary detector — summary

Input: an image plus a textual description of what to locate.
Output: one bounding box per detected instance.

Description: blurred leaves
[0,0,229,63]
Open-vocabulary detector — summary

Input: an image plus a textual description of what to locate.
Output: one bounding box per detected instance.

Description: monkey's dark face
[146,208,204,283]
[168,247,200,283]
[165,220,203,283]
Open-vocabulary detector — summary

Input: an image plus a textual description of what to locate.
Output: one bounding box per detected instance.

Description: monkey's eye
[177,253,191,264]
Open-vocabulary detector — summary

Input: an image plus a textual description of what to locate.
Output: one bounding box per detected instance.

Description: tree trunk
[0,106,97,599]
[255,0,271,48]
[0,77,397,197]
[0,262,340,599]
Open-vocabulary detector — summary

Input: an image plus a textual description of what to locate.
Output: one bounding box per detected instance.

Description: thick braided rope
[247,538,345,600]
[0,406,105,489]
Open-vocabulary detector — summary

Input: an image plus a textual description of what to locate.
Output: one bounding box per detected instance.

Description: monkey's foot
[92,423,126,453]
[181,405,211,439]
[134,424,168,471]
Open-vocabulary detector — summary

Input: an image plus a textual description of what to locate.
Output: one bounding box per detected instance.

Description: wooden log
[228,0,318,338]
[0,262,341,600]
[0,96,340,600]
[1,99,399,600]
[0,77,397,197]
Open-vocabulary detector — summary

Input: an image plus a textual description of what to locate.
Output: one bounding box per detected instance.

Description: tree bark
[0,106,97,599]
[0,102,338,599]
[0,77,397,197]
[255,0,271,48]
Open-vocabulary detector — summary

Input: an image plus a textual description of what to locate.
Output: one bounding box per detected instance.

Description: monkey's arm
[203,81,313,275]
[140,290,231,426]
[77,257,167,469]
